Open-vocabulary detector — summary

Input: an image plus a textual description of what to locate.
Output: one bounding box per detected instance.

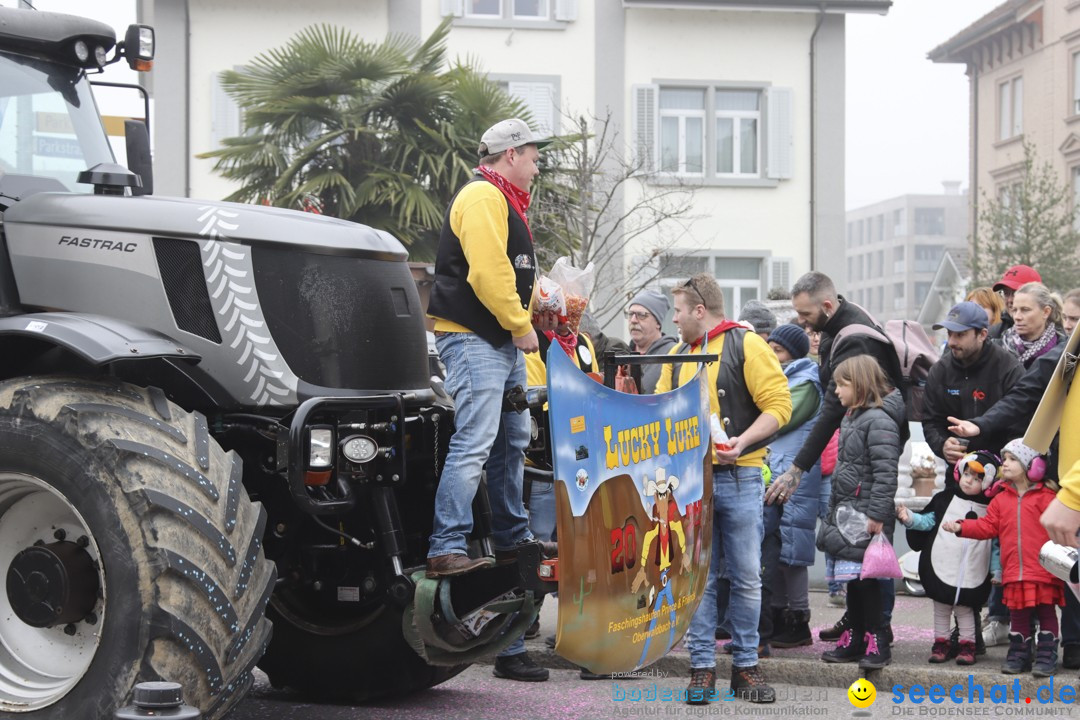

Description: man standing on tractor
[425,118,556,682]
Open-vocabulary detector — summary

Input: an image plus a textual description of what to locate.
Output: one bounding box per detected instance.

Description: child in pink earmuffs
[942,439,1064,677]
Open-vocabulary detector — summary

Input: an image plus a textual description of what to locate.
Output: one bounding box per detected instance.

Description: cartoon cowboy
[632,467,691,664]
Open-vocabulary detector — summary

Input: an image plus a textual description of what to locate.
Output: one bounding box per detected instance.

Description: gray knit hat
[628,288,669,324]
[738,300,777,335]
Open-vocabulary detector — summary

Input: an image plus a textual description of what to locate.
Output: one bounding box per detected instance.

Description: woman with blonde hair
[1002,282,1065,370]
[965,287,1004,329]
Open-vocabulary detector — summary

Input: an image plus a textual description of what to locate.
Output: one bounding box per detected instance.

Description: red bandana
[545,329,579,359]
[476,166,533,242]
[690,320,744,350]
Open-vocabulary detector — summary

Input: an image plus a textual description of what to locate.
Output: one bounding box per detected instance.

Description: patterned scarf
[546,329,579,359]
[475,166,533,241]
[1003,323,1059,366]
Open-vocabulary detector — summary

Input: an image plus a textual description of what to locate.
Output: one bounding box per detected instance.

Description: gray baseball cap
[478,118,551,156]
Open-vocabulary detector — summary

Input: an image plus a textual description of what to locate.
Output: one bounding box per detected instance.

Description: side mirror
[124,120,153,196]
[123,25,155,71]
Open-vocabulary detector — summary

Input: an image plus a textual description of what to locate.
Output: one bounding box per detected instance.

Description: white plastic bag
[547,257,595,335]
[836,503,870,546]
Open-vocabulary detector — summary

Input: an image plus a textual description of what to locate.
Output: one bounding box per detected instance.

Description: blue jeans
[428,333,532,557]
[526,473,556,543]
[687,465,764,669]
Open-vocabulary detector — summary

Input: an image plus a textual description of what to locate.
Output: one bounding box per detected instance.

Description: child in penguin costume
[896,450,999,666]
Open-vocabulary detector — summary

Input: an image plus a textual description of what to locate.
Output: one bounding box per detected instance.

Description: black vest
[674,327,776,455]
[428,176,536,347]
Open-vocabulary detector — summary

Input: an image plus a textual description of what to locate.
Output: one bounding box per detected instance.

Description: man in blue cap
[921,300,1024,652]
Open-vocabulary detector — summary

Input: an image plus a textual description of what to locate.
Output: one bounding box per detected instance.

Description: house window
[877,214,884,242]
[715,90,759,177]
[914,245,944,273]
[914,207,945,236]
[915,281,932,308]
[659,89,705,175]
[893,246,905,274]
[998,76,1023,141]
[876,286,884,314]
[513,0,549,18]
[657,254,762,319]
[893,282,906,310]
[1073,166,1080,231]
[1074,52,1080,116]
[633,83,792,181]
[466,0,501,17]
[893,208,905,236]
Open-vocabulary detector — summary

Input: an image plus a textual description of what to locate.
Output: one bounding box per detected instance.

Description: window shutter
[211,72,241,148]
[769,257,793,294]
[631,84,658,174]
[440,0,464,17]
[508,81,557,136]
[554,0,578,21]
[766,86,793,180]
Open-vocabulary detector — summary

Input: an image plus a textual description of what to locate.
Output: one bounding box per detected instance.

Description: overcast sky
[11,0,1006,213]
[845,0,1003,210]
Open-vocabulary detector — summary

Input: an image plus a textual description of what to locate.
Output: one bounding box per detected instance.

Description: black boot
[859,628,892,669]
[819,612,850,641]
[772,609,812,648]
[1001,633,1033,674]
[1032,632,1059,678]
[821,625,865,663]
[974,611,986,656]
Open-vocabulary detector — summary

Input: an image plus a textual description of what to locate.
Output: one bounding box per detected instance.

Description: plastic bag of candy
[533,276,566,319]
[547,257,595,335]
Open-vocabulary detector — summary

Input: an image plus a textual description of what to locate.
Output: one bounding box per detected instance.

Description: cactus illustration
[573,576,593,616]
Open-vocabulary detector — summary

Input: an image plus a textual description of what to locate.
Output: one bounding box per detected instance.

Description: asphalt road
[227,665,1079,720]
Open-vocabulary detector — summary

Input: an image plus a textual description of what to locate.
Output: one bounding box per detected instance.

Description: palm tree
[200,18,525,260]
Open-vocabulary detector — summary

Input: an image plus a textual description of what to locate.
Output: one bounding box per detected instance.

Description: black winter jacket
[794,298,906,472]
[922,340,1023,462]
[817,390,905,562]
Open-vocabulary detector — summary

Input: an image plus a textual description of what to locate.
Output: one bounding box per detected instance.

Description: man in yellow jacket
[654,273,791,705]
[1038,326,1080,547]
[425,119,555,682]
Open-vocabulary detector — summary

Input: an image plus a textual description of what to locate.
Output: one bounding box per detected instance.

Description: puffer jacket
[769,358,823,567]
[816,389,904,562]
[956,481,1059,587]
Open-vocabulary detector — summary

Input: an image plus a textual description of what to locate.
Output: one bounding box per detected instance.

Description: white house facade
[141,0,890,323]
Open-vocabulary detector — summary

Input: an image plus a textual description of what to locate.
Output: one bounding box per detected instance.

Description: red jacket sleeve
[957,494,1002,541]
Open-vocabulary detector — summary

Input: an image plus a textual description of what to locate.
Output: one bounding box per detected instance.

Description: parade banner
[546,347,712,673]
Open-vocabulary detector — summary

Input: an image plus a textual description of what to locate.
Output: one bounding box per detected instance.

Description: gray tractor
[0,7,546,718]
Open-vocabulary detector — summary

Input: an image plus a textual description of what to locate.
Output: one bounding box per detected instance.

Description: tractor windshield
[0,51,114,196]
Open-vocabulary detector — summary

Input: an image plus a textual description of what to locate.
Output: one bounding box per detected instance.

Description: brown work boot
[425,553,492,578]
[495,539,558,565]
[730,664,776,703]
[685,667,716,705]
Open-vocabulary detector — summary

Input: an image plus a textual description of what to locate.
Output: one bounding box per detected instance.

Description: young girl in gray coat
[817,354,905,670]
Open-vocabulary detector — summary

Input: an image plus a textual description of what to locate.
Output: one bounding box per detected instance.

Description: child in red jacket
[943,439,1063,677]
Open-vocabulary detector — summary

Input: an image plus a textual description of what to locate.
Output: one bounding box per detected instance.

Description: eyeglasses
[624,310,652,321]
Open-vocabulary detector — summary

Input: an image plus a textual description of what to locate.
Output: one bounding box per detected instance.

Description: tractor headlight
[308,426,334,468]
[94,45,108,67]
[341,435,379,464]
[73,40,89,63]
[124,24,155,71]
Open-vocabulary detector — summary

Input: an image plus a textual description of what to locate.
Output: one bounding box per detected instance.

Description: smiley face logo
[847,678,876,708]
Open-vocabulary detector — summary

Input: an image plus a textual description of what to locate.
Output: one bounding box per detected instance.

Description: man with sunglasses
[627,288,677,394]
[655,273,791,704]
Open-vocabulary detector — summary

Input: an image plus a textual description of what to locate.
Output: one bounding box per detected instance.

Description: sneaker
[771,610,812,648]
[955,639,977,666]
[974,613,987,656]
[982,619,1011,648]
[524,617,540,640]
[1001,633,1033,674]
[544,633,556,649]
[859,629,892,670]
[821,628,865,663]
[492,652,549,682]
[818,612,850,641]
[1064,643,1080,670]
[686,667,717,705]
[730,664,775,703]
[1032,632,1059,678]
[883,623,894,647]
[928,637,951,663]
[828,590,846,607]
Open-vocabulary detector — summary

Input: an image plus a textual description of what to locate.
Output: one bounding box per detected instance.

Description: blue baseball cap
[933,301,989,332]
